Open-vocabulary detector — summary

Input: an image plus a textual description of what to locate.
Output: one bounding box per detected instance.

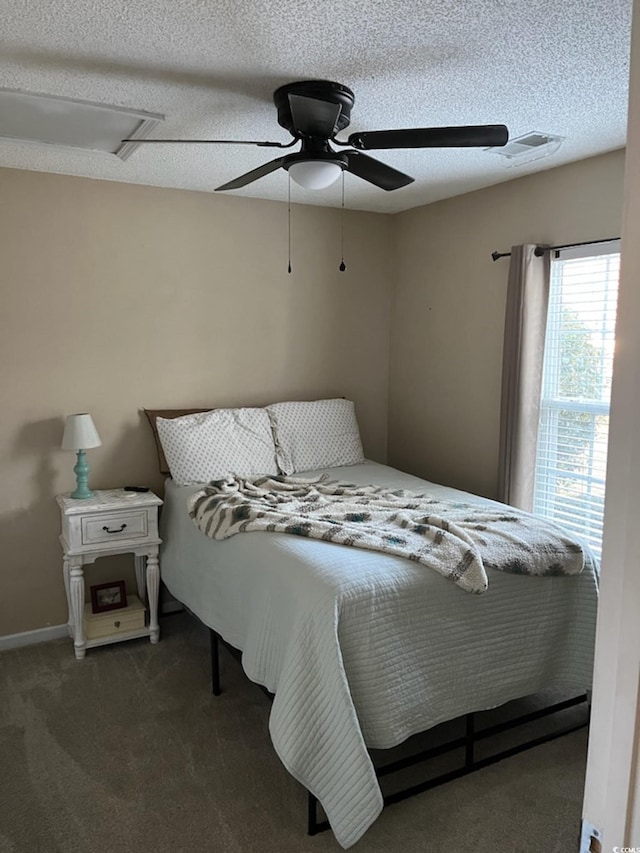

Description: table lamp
[61,413,102,499]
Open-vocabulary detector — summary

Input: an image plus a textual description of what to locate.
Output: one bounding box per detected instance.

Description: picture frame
[90,580,127,614]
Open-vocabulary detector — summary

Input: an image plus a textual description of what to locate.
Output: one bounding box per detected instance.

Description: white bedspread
[159,462,598,848]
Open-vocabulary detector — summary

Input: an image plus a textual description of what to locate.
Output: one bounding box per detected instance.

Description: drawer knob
[102,523,127,534]
[114,620,121,628]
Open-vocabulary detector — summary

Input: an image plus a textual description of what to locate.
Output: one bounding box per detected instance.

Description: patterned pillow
[156,408,278,485]
[266,399,365,475]
[144,407,214,475]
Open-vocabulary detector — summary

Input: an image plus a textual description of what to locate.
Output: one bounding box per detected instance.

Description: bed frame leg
[307,792,318,835]
[210,629,221,696]
[465,713,475,768]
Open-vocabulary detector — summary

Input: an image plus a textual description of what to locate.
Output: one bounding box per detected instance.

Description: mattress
[159,461,598,847]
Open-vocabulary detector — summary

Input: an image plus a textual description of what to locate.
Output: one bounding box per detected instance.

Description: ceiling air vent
[0,89,164,161]
[485,131,564,167]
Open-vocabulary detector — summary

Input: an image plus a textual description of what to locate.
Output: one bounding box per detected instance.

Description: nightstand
[56,489,163,660]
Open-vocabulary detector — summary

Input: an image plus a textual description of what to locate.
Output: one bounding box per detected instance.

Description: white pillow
[156,408,278,485]
[266,398,365,475]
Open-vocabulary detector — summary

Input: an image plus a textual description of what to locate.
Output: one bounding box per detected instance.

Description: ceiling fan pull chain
[339,171,347,272]
[287,173,292,274]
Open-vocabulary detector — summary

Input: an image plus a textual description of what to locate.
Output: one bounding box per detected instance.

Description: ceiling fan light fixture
[287,159,343,190]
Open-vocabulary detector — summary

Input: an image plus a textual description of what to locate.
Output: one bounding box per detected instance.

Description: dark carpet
[0,613,587,853]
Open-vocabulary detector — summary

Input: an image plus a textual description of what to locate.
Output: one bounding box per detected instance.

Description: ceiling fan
[126,79,509,192]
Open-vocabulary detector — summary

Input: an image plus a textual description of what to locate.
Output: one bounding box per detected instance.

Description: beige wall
[0,149,628,638]
[388,149,626,499]
[0,168,393,636]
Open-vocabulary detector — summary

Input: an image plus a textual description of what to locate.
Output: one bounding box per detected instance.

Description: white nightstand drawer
[84,595,146,640]
[81,510,148,545]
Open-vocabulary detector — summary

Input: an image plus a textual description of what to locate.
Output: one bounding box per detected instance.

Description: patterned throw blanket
[188,475,585,594]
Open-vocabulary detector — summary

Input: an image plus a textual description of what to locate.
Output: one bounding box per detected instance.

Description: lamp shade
[288,160,343,190]
[62,413,102,450]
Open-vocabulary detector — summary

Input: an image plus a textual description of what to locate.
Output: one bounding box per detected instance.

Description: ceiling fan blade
[348,124,509,150]
[343,150,414,191]
[288,93,342,138]
[215,156,287,191]
[122,138,293,148]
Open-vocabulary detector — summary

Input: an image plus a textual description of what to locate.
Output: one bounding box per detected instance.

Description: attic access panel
[0,89,164,160]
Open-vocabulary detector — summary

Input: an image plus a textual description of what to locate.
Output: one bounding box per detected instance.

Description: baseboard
[0,601,185,651]
[0,624,69,651]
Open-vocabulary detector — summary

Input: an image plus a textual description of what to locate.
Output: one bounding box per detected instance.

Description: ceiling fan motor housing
[273,80,355,137]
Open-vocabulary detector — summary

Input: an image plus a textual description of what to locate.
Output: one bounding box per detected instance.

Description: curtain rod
[491,236,620,262]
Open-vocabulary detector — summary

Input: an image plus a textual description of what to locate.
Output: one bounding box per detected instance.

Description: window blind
[533,241,620,559]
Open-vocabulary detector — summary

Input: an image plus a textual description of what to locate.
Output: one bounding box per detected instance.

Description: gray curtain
[498,244,551,511]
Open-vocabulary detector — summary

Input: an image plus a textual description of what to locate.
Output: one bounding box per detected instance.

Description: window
[533,241,620,559]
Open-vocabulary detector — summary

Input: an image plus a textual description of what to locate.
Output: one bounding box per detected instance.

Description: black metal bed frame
[209,628,589,837]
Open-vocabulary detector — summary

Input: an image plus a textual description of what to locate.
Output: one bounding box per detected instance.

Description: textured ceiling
[0,0,632,213]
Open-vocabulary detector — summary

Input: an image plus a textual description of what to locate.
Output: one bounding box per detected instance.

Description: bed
[156,440,598,848]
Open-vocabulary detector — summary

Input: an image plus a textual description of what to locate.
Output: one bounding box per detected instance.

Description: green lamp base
[70,449,95,500]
